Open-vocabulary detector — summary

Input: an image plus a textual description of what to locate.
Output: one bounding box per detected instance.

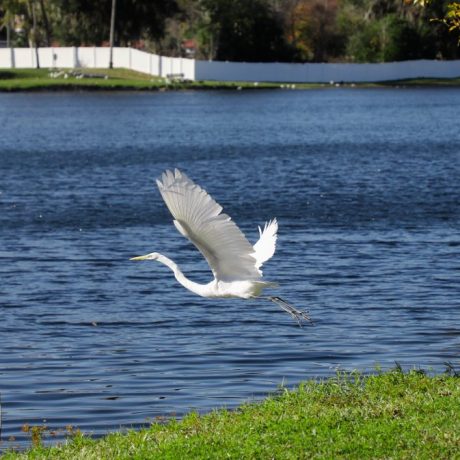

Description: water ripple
[1,89,460,449]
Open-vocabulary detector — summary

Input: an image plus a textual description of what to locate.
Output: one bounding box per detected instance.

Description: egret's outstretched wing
[156,169,261,282]
[253,219,278,269]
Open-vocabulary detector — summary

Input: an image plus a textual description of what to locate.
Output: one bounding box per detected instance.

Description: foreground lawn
[3,369,460,459]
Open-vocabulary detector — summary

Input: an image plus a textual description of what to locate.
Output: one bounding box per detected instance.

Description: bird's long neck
[155,253,205,296]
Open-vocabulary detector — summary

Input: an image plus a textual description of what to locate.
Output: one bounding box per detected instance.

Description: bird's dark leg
[257,296,313,327]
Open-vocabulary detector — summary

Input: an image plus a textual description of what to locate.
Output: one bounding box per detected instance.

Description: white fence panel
[37,48,54,67]
[130,49,151,74]
[159,57,194,79]
[160,56,176,77]
[0,49,13,68]
[112,47,130,69]
[12,48,35,68]
[304,63,326,82]
[182,58,195,80]
[170,57,182,76]
[52,47,76,68]
[195,61,244,81]
[194,61,303,82]
[91,48,110,68]
[407,59,460,79]
[149,53,160,76]
[77,47,97,67]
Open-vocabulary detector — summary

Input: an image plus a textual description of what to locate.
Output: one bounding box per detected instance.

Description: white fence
[1,46,460,83]
[0,47,195,80]
[195,59,460,83]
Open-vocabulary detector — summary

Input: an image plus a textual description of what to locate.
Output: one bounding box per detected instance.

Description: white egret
[131,169,311,325]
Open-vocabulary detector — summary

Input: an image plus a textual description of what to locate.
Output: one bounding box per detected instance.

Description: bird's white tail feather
[253,218,278,269]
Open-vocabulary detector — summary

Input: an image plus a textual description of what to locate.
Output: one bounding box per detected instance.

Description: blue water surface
[1,87,459,448]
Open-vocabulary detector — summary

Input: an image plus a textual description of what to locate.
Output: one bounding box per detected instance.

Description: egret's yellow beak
[130,255,149,261]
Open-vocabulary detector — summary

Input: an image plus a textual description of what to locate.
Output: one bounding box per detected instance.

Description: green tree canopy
[52,0,178,46]
[201,0,295,62]
[1,0,459,62]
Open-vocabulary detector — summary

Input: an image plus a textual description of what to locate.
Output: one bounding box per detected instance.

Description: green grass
[0,68,172,91]
[2,68,459,91]
[0,68,300,91]
[3,369,460,459]
[381,77,460,87]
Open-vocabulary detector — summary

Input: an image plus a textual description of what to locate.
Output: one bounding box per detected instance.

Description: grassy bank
[0,68,305,91]
[3,369,460,459]
[1,68,460,92]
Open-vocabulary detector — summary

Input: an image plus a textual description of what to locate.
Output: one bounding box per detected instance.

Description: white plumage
[131,169,311,324]
[253,219,278,269]
[156,169,263,282]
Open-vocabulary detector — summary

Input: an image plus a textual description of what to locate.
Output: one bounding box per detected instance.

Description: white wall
[194,59,460,83]
[0,48,14,67]
[0,47,196,80]
[1,47,459,83]
[0,47,77,68]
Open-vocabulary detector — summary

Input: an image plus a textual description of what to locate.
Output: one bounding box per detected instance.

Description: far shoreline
[1,68,460,92]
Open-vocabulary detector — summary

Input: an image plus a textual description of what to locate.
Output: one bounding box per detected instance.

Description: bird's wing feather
[156,169,261,282]
[253,219,278,269]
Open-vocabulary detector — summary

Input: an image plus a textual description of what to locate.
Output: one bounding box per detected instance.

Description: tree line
[0,0,459,62]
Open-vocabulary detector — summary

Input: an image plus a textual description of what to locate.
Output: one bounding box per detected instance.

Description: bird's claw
[269,296,314,327]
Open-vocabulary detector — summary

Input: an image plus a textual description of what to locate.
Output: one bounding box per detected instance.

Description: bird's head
[130,252,160,261]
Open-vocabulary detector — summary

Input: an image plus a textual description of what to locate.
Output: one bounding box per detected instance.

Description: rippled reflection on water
[1,88,459,447]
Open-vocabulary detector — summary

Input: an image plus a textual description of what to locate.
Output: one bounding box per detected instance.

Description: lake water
[1,88,459,448]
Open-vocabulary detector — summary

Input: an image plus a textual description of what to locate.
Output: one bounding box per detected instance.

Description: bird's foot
[269,296,314,327]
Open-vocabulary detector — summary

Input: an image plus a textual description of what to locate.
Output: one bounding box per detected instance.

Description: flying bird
[131,169,311,325]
